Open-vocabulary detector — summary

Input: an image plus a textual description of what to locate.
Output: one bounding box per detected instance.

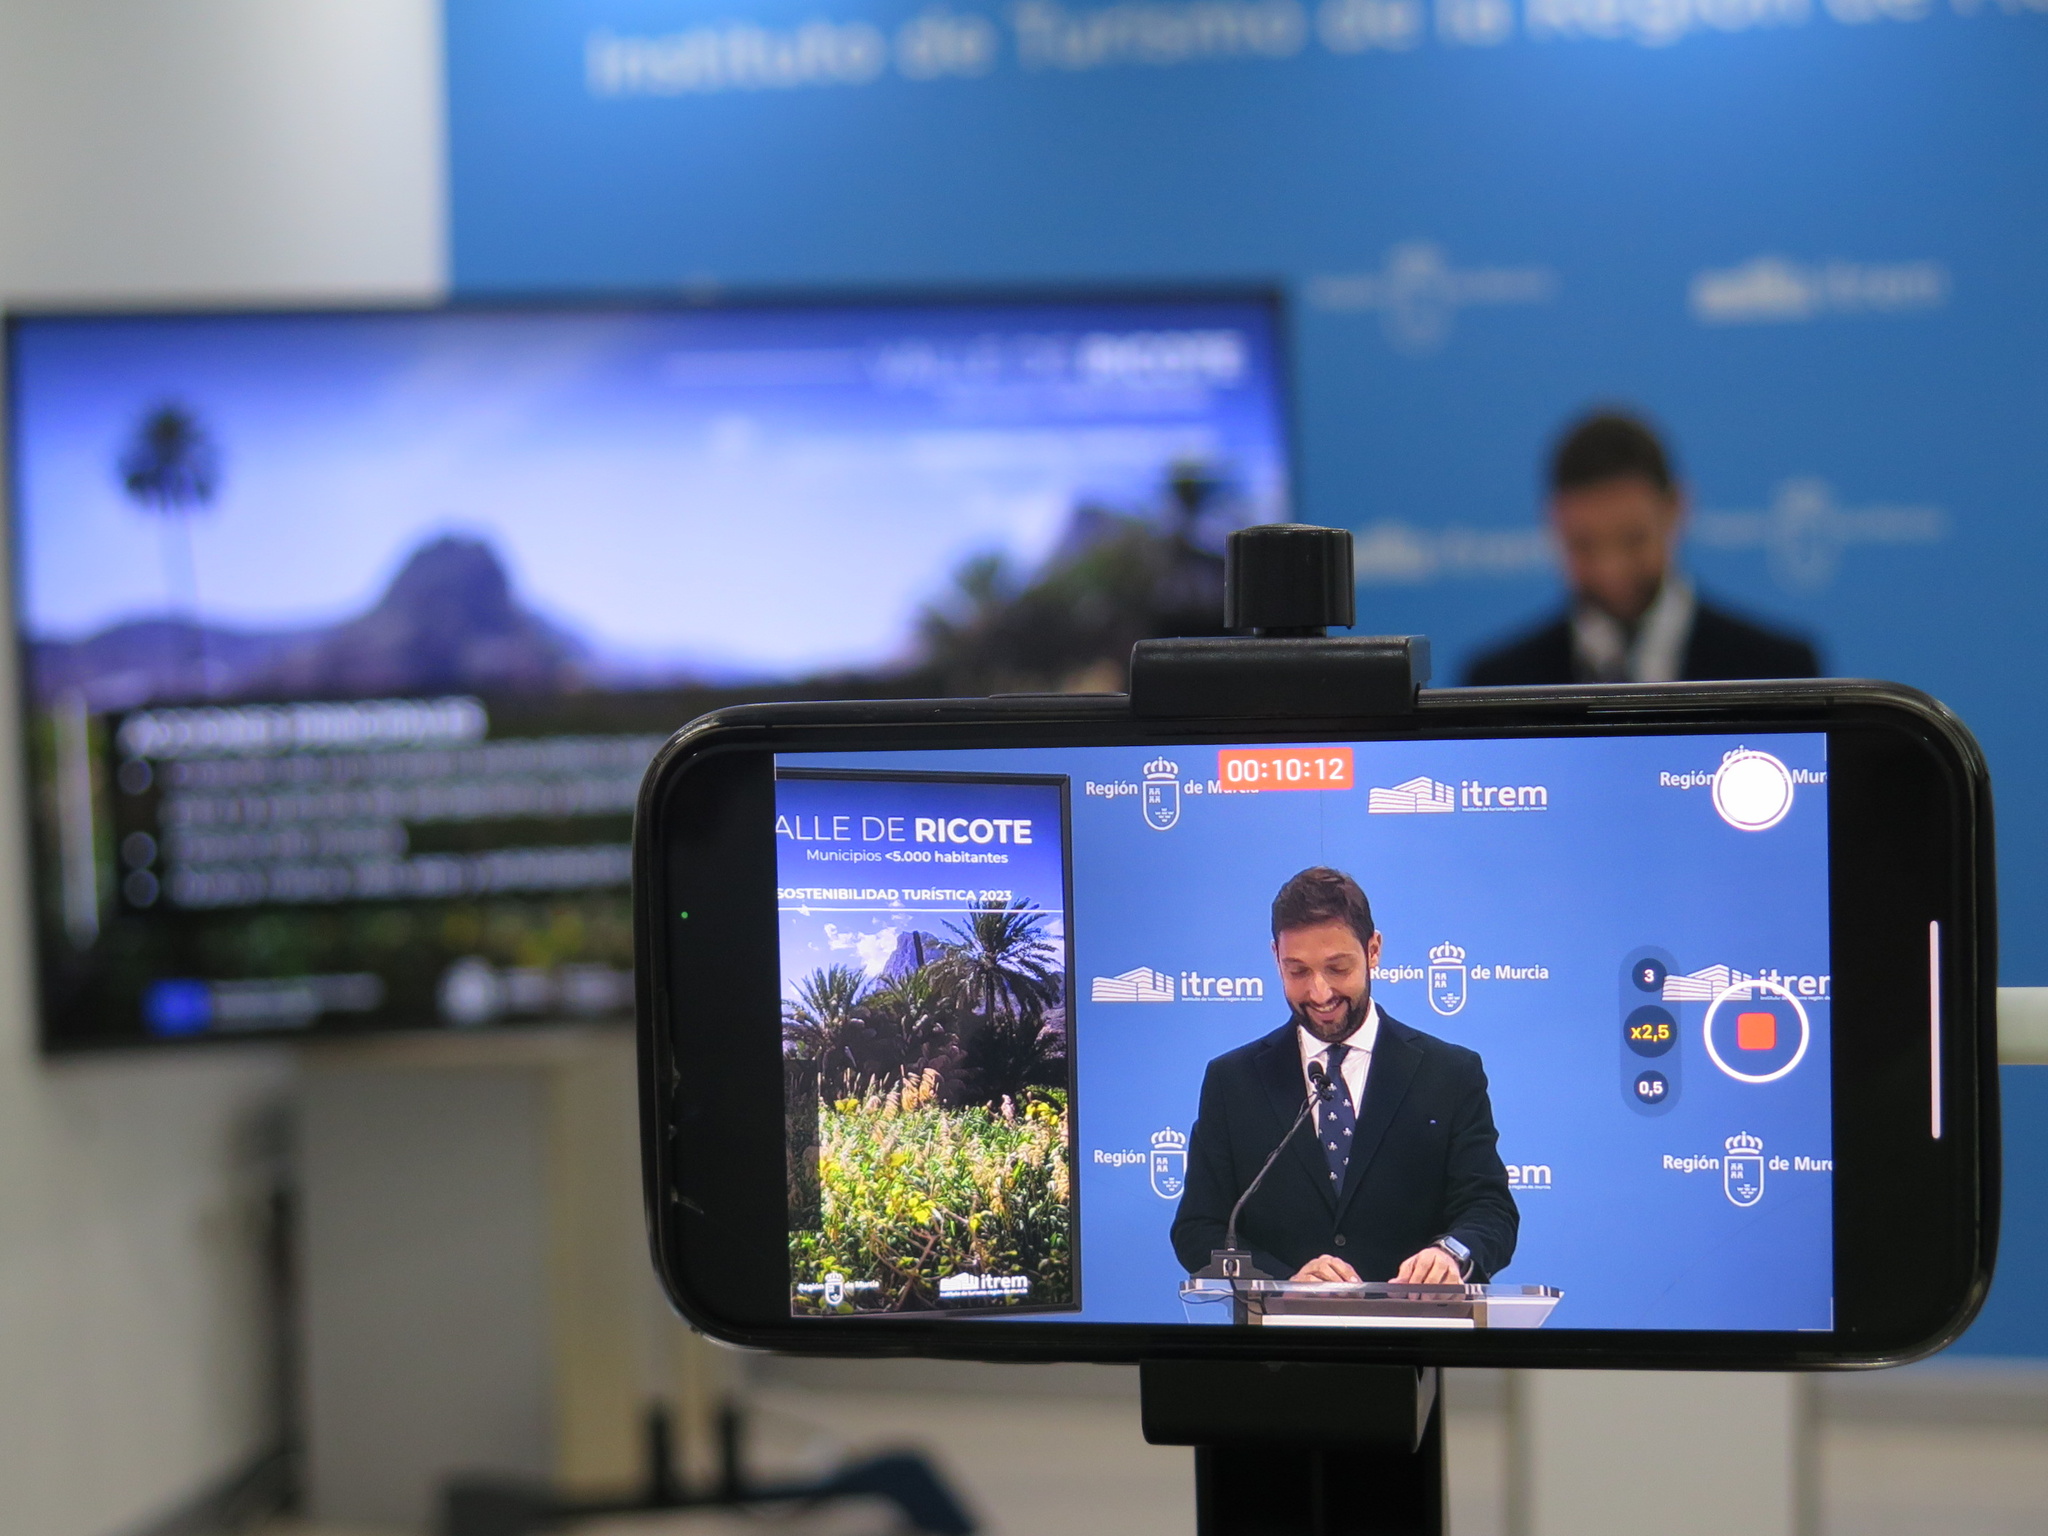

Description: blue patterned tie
[1318,1041,1356,1191]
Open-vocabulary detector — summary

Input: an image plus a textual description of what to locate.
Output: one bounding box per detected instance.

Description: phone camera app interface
[767,735,1831,1333]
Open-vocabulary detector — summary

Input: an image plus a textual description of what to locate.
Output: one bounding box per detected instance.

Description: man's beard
[1292,992,1371,1045]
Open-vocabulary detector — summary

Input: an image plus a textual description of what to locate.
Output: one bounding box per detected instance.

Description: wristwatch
[1432,1234,1473,1278]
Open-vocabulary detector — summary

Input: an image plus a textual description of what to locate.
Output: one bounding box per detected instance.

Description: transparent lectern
[1181,1278,1562,1329]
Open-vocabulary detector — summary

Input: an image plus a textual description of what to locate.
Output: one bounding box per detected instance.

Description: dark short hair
[1271,867,1375,951]
[1549,410,1676,498]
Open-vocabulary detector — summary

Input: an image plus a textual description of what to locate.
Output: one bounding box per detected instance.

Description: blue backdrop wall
[444,0,2048,1350]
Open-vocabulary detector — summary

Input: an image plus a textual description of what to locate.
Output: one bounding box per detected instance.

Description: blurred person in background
[1464,410,1820,685]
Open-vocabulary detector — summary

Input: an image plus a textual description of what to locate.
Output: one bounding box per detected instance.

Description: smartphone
[634,679,1996,1368]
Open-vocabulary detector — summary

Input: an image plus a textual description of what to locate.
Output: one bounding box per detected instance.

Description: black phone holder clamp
[1129,523,1446,1536]
[1129,522,1429,721]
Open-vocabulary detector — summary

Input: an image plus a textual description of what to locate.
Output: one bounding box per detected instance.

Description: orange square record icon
[1736,1011,1778,1052]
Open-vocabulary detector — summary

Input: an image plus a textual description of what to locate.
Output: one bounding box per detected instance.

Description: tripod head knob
[1223,523,1355,636]
[1130,520,1422,719]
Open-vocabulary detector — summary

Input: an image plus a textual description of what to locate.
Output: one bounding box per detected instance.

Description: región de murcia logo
[1149,1127,1187,1199]
[1142,758,1181,832]
[1428,943,1467,1016]
[1723,1132,1765,1208]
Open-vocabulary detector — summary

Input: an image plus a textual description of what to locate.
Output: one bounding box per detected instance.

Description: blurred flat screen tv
[9,293,1290,1049]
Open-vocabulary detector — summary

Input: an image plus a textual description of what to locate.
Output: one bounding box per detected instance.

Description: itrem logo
[1365,776,1548,813]
[1179,970,1264,1002]
[1091,967,1173,1003]
[1460,779,1547,811]
[1089,967,1265,1003]
[1661,964,1830,1003]
[1368,776,1455,814]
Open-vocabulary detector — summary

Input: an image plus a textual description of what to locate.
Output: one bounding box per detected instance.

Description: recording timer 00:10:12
[1215,747,1355,792]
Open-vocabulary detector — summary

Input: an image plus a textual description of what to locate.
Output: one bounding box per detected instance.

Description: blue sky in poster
[779,732,1834,1331]
[775,772,1070,998]
[11,301,1285,675]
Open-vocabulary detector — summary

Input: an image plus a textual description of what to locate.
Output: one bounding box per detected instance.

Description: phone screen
[771,730,1835,1333]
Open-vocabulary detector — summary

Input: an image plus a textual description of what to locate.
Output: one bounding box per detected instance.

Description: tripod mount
[1130,522,1445,1536]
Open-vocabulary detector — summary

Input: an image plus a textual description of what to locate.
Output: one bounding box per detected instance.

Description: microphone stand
[1196,1061,1335,1281]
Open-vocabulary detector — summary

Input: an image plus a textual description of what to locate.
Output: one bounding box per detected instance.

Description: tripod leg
[1193,1394,1444,1536]
[717,1397,744,1502]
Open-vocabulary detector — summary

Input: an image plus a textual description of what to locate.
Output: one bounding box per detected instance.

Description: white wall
[0,0,444,302]
[0,4,443,1533]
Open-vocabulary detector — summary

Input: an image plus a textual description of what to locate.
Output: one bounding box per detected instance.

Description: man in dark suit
[1171,868,1518,1285]
[1465,411,1820,686]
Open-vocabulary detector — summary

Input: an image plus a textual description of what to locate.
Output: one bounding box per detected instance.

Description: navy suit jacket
[1170,1012,1519,1282]
[1463,598,1820,686]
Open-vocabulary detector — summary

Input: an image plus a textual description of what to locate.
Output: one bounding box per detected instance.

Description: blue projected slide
[778,733,1833,1332]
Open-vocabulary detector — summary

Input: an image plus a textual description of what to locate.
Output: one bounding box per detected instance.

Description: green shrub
[790,1073,1072,1313]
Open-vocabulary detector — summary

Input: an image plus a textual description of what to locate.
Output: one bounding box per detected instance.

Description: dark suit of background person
[1465,410,1821,687]
[1170,1010,1520,1283]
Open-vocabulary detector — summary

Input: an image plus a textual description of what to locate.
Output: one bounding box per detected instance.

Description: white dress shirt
[1297,999,1379,1113]
[1572,573,1696,684]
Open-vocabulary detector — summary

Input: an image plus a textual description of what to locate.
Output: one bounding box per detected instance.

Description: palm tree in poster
[933,900,1066,1107]
[862,965,964,1086]
[119,402,221,698]
[782,964,874,1099]
[961,1003,1067,1108]
[937,900,1062,1033]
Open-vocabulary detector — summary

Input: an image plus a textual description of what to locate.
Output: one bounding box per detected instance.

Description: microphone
[1198,1062,1329,1281]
